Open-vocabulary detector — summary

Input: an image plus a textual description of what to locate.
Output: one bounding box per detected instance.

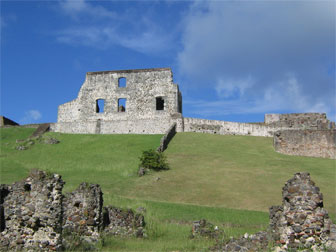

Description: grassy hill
[0,127,335,251]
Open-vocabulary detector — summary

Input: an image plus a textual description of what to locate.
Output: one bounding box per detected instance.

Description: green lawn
[129,133,336,214]
[0,128,335,251]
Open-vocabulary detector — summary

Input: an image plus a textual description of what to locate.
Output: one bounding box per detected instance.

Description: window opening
[118,77,126,87]
[24,183,31,192]
[156,97,164,110]
[118,98,126,112]
[96,99,105,113]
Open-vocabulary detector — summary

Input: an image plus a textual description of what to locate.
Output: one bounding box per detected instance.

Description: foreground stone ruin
[0,170,145,251]
[1,170,335,251]
[213,172,336,251]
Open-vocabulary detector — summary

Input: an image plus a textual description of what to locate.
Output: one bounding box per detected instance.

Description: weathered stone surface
[157,123,177,152]
[31,123,50,137]
[270,172,335,251]
[43,137,60,145]
[274,129,336,159]
[0,171,147,251]
[191,219,224,239]
[103,206,145,238]
[62,183,103,246]
[211,231,269,252]
[265,113,335,130]
[138,167,146,177]
[0,170,64,251]
[15,145,27,151]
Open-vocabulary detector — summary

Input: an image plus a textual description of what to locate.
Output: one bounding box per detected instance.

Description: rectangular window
[96,99,105,113]
[118,98,126,112]
[156,97,164,110]
[118,77,126,87]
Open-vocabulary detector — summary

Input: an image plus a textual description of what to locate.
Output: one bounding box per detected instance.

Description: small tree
[139,149,169,171]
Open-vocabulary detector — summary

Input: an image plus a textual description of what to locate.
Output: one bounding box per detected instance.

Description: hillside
[0,127,335,251]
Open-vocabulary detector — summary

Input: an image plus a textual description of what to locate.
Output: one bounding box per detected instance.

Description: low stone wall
[157,123,176,152]
[0,170,146,251]
[183,117,275,137]
[274,130,336,159]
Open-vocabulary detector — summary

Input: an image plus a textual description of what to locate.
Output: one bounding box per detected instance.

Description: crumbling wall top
[86,67,172,75]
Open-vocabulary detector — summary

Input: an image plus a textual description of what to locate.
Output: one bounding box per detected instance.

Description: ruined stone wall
[0,170,64,251]
[269,172,335,251]
[62,183,103,246]
[55,68,183,134]
[0,170,146,251]
[183,117,276,137]
[0,116,19,127]
[265,113,335,129]
[274,129,336,159]
[184,113,335,138]
[157,123,177,152]
[213,172,336,251]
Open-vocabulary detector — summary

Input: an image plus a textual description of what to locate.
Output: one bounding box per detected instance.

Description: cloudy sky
[1,0,335,124]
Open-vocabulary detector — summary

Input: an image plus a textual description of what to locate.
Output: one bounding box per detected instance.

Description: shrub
[139,149,169,171]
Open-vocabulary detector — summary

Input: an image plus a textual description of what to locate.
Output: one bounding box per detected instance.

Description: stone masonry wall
[157,123,177,152]
[55,68,183,134]
[0,170,146,251]
[269,172,335,251]
[274,130,336,159]
[0,170,64,251]
[62,183,103,246]
[265,113,335,130]
[183,117,276,137]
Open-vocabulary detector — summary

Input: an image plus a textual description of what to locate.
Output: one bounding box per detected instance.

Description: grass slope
[0,128,335,251]
[128,133,336,215]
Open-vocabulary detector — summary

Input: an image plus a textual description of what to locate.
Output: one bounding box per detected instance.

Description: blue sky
[1,0,335,124]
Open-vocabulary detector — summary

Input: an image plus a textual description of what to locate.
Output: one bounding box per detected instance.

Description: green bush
[139,149,169,171]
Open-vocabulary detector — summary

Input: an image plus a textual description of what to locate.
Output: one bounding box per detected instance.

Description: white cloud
[56,25,173,54]
[178,1,335,119]
[55,1,174,54]
[59,0,116,19]
[20,110,42,124]
[215,76,254,98]
[185,74,335,120]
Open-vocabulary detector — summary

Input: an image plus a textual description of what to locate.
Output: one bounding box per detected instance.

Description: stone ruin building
[51,67,335,159]
[53,68,183,134]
